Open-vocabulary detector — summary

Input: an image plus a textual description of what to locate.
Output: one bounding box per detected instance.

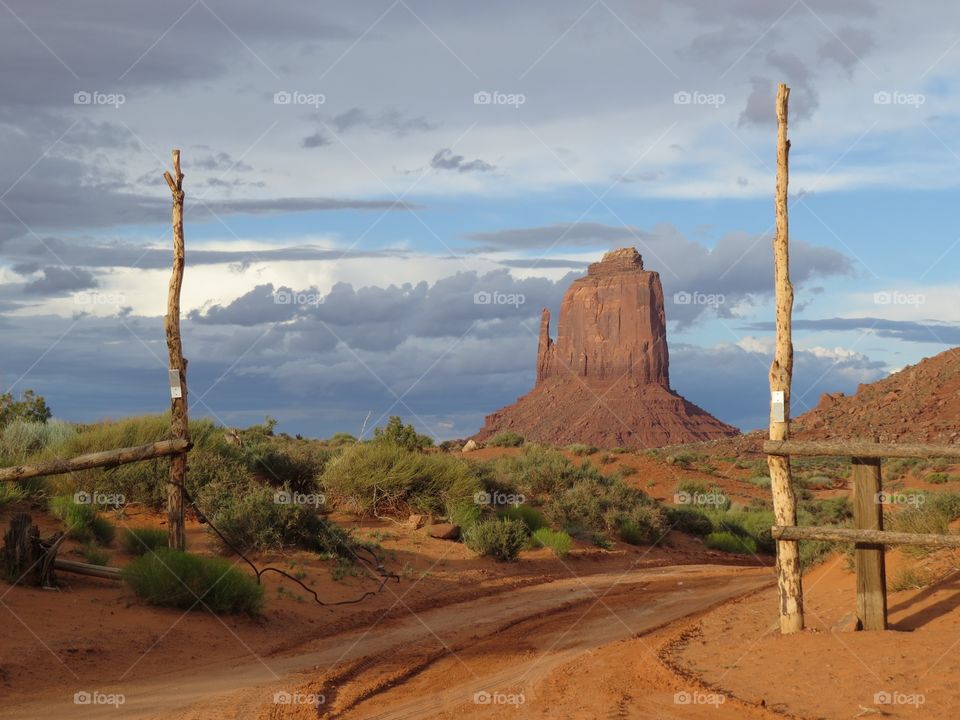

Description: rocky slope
[794,347,960,443]
[475,248,738,449]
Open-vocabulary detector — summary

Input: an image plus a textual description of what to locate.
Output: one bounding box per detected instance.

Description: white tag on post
[169,369,183,399]
[771,390,785,423]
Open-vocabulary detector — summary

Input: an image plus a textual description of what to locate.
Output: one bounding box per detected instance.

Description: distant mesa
[474,247,739,449]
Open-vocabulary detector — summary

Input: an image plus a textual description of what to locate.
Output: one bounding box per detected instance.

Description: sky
[0,0,958,440]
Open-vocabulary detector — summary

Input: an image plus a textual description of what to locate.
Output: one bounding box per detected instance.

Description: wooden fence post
[853,443,887,630]
[767,82,804,634]
[163,150,189,551]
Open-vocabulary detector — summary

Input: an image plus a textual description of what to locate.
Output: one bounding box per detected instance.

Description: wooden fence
[1,149,191,553]
[766,85,958,633]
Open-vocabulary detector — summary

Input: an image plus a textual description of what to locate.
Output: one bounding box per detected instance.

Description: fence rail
[773,525,960,547]
[764,439,960,459]
[0,439,191,483]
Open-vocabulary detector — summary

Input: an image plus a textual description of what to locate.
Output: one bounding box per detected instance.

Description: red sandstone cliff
[475,247,738,449]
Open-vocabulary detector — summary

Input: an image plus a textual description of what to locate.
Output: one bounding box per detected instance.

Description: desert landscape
[3,3,960,719]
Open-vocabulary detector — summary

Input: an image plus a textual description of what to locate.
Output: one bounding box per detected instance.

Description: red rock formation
[538,247,669,385]
[475,248,738,449]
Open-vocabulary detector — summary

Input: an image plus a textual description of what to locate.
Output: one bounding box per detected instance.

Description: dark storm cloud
[301,132,332,149]
[191,269,576,352]
[464,222,852,325]
[743,317,960,346]
[497,258,589,270]
[671,341,886,432]
[430,149,495,174]
[2,237,410,270]
[23,266,98,295]
[329,108,438,137]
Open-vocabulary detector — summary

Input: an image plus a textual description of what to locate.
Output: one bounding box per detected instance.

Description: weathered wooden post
[767,83,805,634]
[163,150,189,550]
[853,439,887,630]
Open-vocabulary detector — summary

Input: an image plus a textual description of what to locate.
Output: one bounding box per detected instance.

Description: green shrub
[710,509,776,553]
[747,475,772,489]
[888,504,950,557]
[0,419,76,459]
[463,519,528,561]
[546,475,668,545]
[122,548,264,614]
[373,416,433,451]
[80,545,110,566]
[616,465,638,477]
[0,390,51,428]
[491,444,576,496]
[488,432,524,448]
[0,483,26,511]
[666,506,713,536]
[121,527,169,555]
[448,499,484,532]
[48,495,115,545]
[328,432,358,446]
[498,504,548,532]
[566,443,597,456]
[925,492,960,521]
[199,483,356,558]
[891,567,934,591]
[705,531,757,554]
[674,480,731,511]
[532,528,573,557]
[322,441,481,517]
[925,472,953,485]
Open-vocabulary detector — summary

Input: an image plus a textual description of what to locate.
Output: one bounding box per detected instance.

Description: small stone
[427,523,461,540]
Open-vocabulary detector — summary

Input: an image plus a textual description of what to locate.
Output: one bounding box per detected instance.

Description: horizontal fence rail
[763,439,960,459]
[0,439,191,483]
[773,525,960,547]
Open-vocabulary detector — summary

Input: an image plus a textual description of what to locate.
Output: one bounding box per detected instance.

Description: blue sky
[1,0,958,440]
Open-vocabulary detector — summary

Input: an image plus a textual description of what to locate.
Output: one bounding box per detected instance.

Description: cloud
[329,107,438,137]
[743,317,960,346]
[464,222,852,325]
[430,149,495,174]
[2,237,410,271]
[671,340,886,431]
[301,132,332,149]
[23,266,98,295]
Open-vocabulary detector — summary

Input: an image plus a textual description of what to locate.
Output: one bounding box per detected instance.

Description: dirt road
[2,564,773,719]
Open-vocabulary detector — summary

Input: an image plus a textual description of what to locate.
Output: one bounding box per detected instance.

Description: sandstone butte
[474,247,739,449]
